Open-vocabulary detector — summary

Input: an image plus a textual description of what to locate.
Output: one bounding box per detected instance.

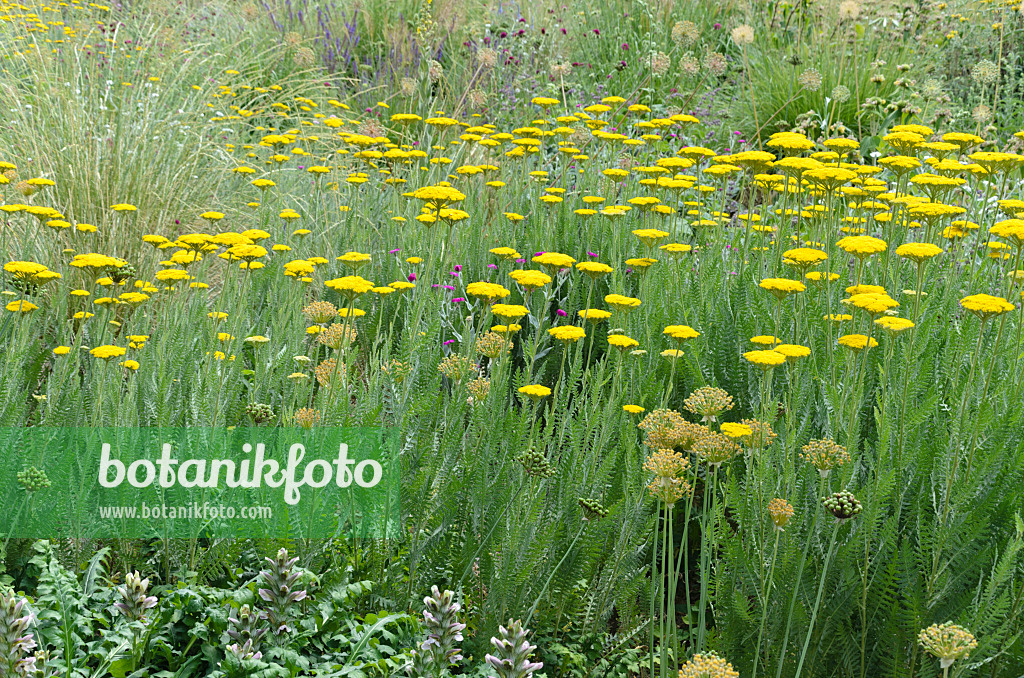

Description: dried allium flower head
[671,20,700,46]
[798,68,823,92]
[683,386,734,422]
[638,409,708,449]
[650,51,671,77]
[241,2,260,20]
[15,180,36,197]
[768,498,794,530]
[680,54,701,76]
[741,418,777,448]
[971,59,999,85]
[550,61,572,78]
[295,46,316,67]
[428,59,444,83]
[357,119,386,139]
[677,651,740,678]
[292,407,321,428]
[302,300,338,324]
[644,448,692,505]
[318,323,358,350]
[921,78,943,99]
[731,24,754,46]
[801,438,850,477]
[468,88,489,108]
[693,431,741,467]
[972,104,993,124]
[400,77,417,97]
[284,31,302,47]
[831,84,851,103]
[314,357,345,386]
[838,0,861,20]
[467,377,490,403]
[918,622,978,669]
[822,489,862,520]
[478,47,498,69]
[703,52,728,77]
[476,331,510,359]
[438,354,475,383]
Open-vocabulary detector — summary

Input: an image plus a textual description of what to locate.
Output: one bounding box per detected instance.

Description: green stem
[752,530,782,678]
[793,520,843,678]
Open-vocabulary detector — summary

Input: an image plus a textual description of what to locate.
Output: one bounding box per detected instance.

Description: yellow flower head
[605,294,642,312]
[960,293,1014,319]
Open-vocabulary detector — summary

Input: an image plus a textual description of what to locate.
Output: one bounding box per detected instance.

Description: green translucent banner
[0,427,399,538]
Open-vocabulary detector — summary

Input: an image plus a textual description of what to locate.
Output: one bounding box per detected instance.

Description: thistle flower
[683,386,734,422]
[918,622,978,669]
[485,619,544,678]
[258,548,308,636]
